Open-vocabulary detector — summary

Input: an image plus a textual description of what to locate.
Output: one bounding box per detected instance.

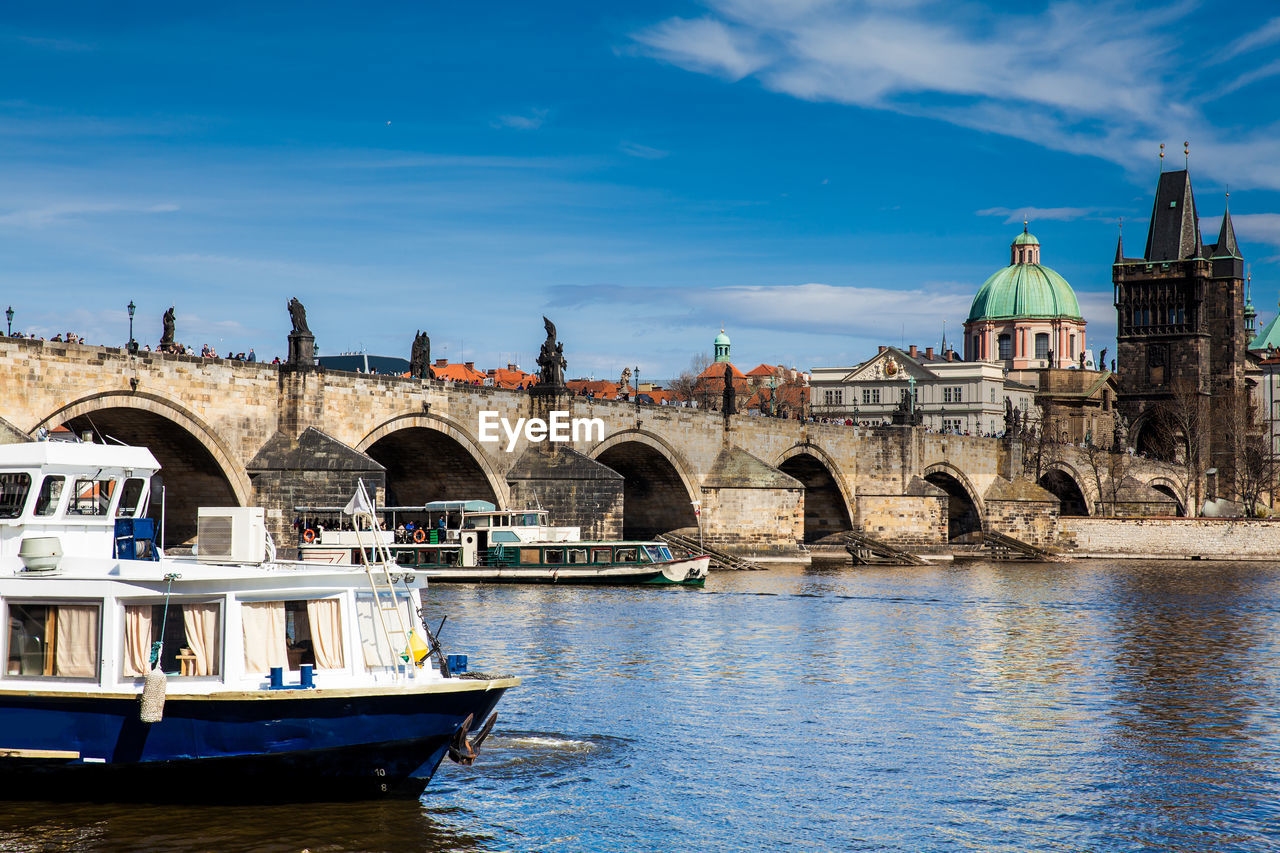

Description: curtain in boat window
[53,605,98,678]
[306,598,345,669]
[183,603,220,676]
[241,601,287,673]
[122,605,153,677]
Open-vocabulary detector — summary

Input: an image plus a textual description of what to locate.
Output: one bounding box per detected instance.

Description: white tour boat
[0,440,518,801]
[295,500,710,586]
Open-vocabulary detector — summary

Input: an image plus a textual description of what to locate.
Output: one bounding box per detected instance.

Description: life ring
[413,528,427,544]
[302,528,317,543]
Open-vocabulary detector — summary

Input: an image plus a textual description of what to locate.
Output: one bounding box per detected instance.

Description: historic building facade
[810,345,1035,434]
[965,226,1088,370]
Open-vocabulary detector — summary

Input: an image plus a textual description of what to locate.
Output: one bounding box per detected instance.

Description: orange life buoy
[413,528,426,544]
[302,528,317,543]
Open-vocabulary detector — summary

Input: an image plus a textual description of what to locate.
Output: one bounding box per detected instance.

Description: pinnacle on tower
[1212,195,1242,259]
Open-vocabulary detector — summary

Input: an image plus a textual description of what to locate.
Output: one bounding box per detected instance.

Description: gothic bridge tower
[1113,167,1246,471]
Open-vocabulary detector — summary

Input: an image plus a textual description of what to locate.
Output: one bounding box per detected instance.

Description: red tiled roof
[746,364,776,377]
[697,361,746,380]
[487,367,536,389]
[566,379,620,397]
[434,362,487,383]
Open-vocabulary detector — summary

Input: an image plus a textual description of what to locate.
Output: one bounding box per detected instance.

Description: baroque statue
[410,330,433,380]
[536,316,566,388]
[160,306,176,351]
[1099,347,1108,371]
[288,297,311,335]
[722,363,736,416]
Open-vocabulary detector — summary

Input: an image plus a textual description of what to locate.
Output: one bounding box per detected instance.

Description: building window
[973,335,981,359]
[990,388,996,403]
[862,388,880,405]
[998,334,1011,360]
[943,387,962,403]
[824,389,843,407]
[1070,334,1076,358]
[1035,333,1049,359]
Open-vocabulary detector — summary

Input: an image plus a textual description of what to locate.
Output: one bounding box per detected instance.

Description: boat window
[417,549,438,566]
[441,549,460,566]
[519,548,541,565]
[644,545,672,563]
[522,513,540,526]
[354,593,414,670]
[279,600,342,670]
[67,478,115,516]
[0,473,32,519]
[615,547,638,563]
[7,602,100,678]
[568,548,588,564]
[544,548,564,565]
[467,515,488,529]
[592,548,612,563]
[116,478,147,517]
[33,475,64,517]
[494,514,510,527]
[396,550,417,566]
[123,601,221,677]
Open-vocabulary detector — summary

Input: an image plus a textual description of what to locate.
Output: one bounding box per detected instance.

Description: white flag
[342,481,374,517]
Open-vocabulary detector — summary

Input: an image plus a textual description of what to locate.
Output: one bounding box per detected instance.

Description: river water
[3,559,1280,852]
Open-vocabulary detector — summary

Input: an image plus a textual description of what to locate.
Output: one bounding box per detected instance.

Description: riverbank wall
[1059,517,1280,560]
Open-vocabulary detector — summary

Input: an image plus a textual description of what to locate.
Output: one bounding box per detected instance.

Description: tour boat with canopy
[295,500,710,586]
[0,440,518,801]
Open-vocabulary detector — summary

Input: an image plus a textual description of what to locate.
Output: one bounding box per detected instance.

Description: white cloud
[0,201,179,227]
[619,141,670,160]
[632,16,768,80]
[631,1,1280,191]
[1217,16,1280,62]
[491,108,549,131]
[977,206,1104,224]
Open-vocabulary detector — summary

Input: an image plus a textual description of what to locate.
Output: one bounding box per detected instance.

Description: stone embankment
[1059,517,1280,561]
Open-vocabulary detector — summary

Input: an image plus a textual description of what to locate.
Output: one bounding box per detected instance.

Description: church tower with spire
[1113,167,1246,465]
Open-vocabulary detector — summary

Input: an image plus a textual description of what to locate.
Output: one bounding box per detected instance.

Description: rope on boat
[140,572,180,724]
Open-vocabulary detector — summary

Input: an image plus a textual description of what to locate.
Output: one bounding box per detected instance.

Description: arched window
[1035,333,1049,359]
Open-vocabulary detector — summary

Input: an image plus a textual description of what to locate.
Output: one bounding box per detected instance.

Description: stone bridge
[0,339,1186,556]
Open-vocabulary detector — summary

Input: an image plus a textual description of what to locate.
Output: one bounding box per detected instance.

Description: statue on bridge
[1099,347,1107,372]
[1004,397,1014,435]
[160,306,176,352]
[1078,351,1085,370]
[410,331,434,380]
[1113,411,1128,451]
[534,316,566,390]
[722,363,736,417]
[288,297,311,335]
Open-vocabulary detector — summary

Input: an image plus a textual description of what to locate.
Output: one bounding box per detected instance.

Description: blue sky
[2,1,1278,378]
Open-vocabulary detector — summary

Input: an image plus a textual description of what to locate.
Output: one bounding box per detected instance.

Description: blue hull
[0,686,509,801]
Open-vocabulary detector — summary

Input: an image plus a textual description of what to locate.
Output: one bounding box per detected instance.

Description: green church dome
[966,229,1082,323]
[714,329,730,347]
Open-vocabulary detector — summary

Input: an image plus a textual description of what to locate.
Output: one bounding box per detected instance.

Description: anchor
[448,712,497,765]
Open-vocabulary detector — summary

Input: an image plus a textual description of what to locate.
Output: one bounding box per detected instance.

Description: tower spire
[1114,217,1124,264]
[1213,191,1241,259]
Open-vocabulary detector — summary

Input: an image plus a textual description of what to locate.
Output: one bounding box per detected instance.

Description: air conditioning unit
[197,507,267,564]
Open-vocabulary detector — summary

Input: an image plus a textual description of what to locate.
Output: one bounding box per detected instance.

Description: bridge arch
[358,413,507,508]
[33,391,250,547]
[1144,475,1187,517]
[922,462,984,543]
[775,443,854,542]
[1038,462,1091,516]
[588,429,699,540]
